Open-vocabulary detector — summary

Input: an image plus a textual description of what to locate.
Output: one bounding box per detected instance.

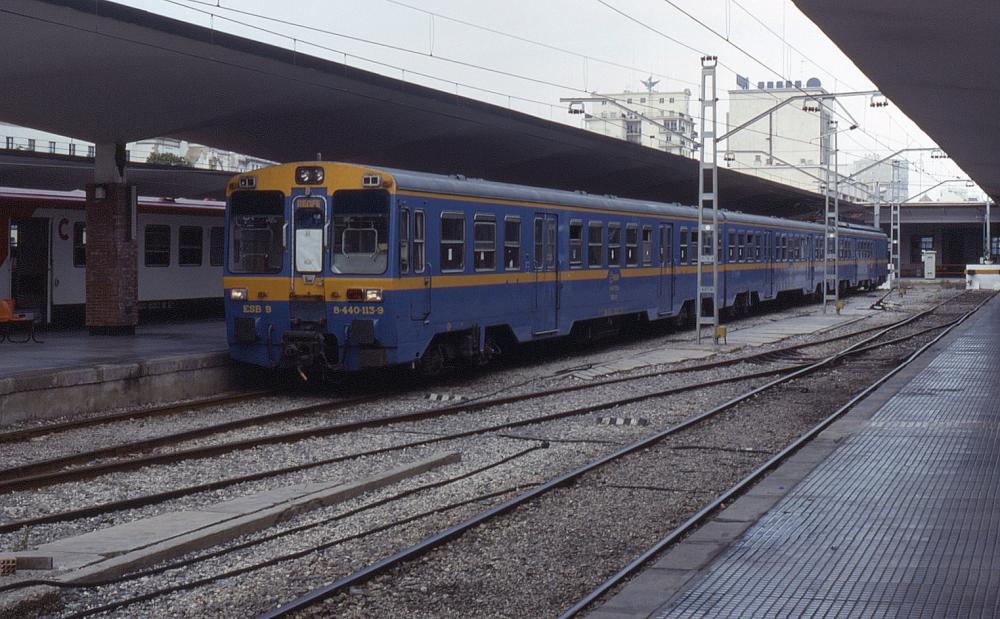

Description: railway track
[0,303,936,494]
[2,292,986,618]
[0,389,274,444]
[252,290,993,618]
[0,304,949,539]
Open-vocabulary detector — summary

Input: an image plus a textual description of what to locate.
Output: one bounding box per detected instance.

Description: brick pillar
[85,183,138,335]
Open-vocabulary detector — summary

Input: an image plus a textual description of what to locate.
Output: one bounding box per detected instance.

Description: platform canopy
[0,0,828,214]
[794,0,1000,201]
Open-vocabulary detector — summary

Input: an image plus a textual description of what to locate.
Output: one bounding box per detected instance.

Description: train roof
[0,186,224,214]
[380,166,884,237]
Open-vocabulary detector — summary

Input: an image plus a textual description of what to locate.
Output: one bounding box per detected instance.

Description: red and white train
[0,187,224,326]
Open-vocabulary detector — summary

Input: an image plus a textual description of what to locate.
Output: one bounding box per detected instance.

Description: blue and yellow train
[224,162,888,374]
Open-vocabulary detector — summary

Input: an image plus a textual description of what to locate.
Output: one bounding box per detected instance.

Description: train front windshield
[229,191,284,274]
[331,189,389,274]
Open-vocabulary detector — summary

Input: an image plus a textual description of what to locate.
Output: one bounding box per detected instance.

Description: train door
[658,223,673,313]
[532,213,558,334]
[765,230,774,298]
[9,217,51,323]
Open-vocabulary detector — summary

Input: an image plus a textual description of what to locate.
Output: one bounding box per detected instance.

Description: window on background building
[991,236,1000,260]
[178,226,203,266]
[48,141,56,154]
[669,97,675,103]
[68,143,76,156]
[4,137,12,149]
[73,222,86,267]
[27,139,35,151]
[145,224,170,267]
[920,236,934,251]
[87,145,95,158]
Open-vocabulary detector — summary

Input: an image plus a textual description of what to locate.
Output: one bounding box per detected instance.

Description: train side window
[179,226,203,267]
[399,208,410,274]
[504,216,521,270]
[641,225,653,265]
[210,226,224,267]
[533,217,544,268]
[608,223,622,266]
[755,232,762,262]
[679,227,688,263]
[738,231,745,262]
[474,214,496,271]
[569,220,583,268]
[659,224,672,265]
[727,230,735,262]
[73,222,86,267]
[625,224,638,266]
[440,213,465,272]
[587,222,603,267]
[545,217,556,269]
[414,210,426,273]
[145,224,171,267]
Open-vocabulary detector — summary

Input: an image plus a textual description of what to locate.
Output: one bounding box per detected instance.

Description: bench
[0,299,42,343]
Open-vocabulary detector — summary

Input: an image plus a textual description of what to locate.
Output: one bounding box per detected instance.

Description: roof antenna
[316,152,322,161]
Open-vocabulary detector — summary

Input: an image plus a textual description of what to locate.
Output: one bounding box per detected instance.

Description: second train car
[223,162,888,374]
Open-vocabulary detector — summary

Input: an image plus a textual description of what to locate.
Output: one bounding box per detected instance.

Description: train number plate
[333,305,384,316]
[242,304,271,314]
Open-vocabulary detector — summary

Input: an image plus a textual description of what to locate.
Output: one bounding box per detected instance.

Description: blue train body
[223,162,888,373]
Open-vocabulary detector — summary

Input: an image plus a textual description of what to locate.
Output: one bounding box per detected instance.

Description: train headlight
[230,288,248,301]
[295,166,325,185]
[365,288,383,302]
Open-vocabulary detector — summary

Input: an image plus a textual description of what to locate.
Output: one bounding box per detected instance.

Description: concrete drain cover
[597,416,649,426]
[426,393,466,402]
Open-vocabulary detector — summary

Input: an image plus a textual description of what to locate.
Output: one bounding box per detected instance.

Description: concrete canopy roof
[794,0,1000,201]
[0,0,824,213]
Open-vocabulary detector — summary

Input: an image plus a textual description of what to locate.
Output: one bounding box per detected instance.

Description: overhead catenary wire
[163,0,855,157]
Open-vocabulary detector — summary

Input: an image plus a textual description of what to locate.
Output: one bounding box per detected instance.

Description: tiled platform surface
[589,293,1000,619]
[0,319,225,377]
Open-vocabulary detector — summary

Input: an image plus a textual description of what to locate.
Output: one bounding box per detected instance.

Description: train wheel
[483,336,503,363]
[418,344,446,377]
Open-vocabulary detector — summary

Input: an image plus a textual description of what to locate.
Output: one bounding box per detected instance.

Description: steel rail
[0,389,273,444]
[0,308,924,489]
[0,365,796,533]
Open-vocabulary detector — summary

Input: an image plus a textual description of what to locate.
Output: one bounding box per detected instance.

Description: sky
[102,0,981,200]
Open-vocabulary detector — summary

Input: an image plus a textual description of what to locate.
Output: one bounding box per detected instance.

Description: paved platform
[0,319,234,426]
[0,319,226,377]
[571,295,877,380]
[591,294,1000,618]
